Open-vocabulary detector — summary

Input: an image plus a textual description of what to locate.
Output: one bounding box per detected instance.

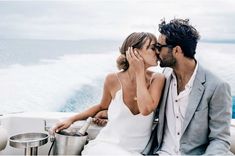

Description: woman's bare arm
[136,72,165,115]
[126,47,165,116]
[53,74,113,132]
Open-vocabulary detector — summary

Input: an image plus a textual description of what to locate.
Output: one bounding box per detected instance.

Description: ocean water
[233,96,235,119]
[0,39,121,113]
[0,39,234,118]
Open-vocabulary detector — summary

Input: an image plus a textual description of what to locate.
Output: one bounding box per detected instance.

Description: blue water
[0,39,121,68]
[0,39,119,113]
[59,79,103,112]
[233,96,235,119]
[0,39,235,116]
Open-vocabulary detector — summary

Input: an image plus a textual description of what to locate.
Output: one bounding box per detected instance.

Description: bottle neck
[77,117,92,136]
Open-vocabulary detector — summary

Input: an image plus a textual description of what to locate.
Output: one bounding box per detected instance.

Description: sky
[0,0,235,41]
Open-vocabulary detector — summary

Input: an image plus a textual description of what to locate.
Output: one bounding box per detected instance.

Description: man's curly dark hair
[159,18,200,59]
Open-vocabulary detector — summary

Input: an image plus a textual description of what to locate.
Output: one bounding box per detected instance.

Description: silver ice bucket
[53,130,88,155]
[9,132,48,156]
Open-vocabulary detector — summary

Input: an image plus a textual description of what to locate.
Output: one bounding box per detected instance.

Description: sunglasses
[155,43,174,51]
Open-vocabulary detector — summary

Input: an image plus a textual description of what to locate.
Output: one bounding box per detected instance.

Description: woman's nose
[155,49,160,55]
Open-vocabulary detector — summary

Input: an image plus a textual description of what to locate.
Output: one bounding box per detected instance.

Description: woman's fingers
[52,122,62,132]
[56,124,65,132]
[54,121,71,133]
[126,47,144,71]
[55,126,63,133]
[132,49,139,61]
[129,47,134,58]
[133,49,143,61]
[126,47,137,62]
[130,47,142,62]
[126,47,131,62]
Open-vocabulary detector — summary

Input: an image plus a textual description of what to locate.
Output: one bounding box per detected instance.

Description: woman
[53,32,165,155]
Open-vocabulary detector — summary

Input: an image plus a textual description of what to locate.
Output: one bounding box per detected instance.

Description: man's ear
[173,46,182,56]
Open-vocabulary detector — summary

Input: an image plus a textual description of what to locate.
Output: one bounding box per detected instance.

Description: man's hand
[93,110,108,127]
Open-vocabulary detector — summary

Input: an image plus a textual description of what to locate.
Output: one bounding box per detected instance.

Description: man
[143,18,232,155]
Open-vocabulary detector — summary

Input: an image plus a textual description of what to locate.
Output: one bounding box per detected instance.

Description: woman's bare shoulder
[104,72,122,98]
[105,72,118,83]
[104,72,121,88]
[149,71,165,82]
[146,70,164,77]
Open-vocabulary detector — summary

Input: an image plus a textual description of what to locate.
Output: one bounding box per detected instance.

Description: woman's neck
[127,66,147,82]
[127,67,136,82]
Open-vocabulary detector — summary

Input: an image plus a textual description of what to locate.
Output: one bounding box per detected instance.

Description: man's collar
[170,61,199,88]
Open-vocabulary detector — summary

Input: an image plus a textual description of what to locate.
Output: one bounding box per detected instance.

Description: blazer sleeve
[204,81,232,154]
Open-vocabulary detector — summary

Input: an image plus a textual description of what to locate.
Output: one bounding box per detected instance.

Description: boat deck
[0,112,235,155]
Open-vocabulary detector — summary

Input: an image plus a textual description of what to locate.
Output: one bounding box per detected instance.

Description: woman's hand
[52,118,74,133]
[126,47,145,75]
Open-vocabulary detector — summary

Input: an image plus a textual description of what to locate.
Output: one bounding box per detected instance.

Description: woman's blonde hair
[117,32,157,71]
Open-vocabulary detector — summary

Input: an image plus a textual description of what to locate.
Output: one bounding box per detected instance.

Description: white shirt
[158,63,198,155]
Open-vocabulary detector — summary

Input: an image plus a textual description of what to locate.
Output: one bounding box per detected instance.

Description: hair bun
[116,54,129,71]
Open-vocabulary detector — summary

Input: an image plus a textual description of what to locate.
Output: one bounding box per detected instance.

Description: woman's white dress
[82,75,154,155]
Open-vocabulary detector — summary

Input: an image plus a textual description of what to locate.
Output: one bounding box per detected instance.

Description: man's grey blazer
[143,64,232,155]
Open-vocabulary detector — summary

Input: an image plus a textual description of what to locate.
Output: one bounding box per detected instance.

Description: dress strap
[115,73,122,88]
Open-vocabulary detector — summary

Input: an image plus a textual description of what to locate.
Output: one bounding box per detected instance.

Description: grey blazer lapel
[142,68,172,154]
[157,69,172,145]
[181,65,206,135]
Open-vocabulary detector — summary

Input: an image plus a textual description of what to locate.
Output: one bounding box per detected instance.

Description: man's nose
[156,54,160,60]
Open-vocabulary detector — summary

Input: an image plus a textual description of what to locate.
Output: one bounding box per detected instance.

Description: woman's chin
[149,64,158,68]
[153,62,158,66]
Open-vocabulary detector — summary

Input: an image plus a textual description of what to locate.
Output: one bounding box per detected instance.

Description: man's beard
[159,52,176,68]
